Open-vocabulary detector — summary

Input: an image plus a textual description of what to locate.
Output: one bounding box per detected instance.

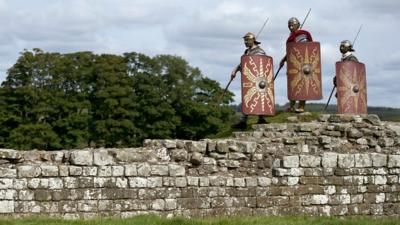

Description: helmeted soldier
[231,32,268,129]
[333,40,359,87]
[333,39,367,114]
[280,17,314,113]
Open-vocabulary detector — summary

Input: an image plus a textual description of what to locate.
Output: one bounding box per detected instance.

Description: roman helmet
[243,32,261,45]
[288,17,300,32]
[340,40,355,53]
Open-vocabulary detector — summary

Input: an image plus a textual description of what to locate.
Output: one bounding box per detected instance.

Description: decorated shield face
[336,61,367,114]
[286,42,322,101]
[240,55,275,116]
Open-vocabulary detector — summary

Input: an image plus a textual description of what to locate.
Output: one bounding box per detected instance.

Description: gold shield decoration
[240,55,275,115]
[286,42,322,100]
[336,61,367,114]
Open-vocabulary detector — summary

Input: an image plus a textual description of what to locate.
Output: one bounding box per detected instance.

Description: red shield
[240,55,275,115]
[286,42,322,100]
[336,61,367,114]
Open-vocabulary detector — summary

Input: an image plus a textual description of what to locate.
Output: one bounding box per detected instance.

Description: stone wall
[0,114,399,219]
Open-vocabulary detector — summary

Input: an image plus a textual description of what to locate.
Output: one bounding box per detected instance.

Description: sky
[0,0,399,107]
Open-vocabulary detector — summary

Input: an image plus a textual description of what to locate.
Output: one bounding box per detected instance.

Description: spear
[274,8,311,81]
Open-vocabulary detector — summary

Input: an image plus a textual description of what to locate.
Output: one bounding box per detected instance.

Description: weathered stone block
[258,177,271,186]
[338,154,355,168]
[69,166,83,176]
[0,167,17,178]
[300,155,321,167]
[186,141,207,153]
[199,177,209,187]
[175,177,187,187]
[388,155,400,168]
[347,128,363,138]
[147,177,163,188]
[371,153,387,167]
[17,165,41,178]
[374,175,387,185]
[112,166,124,176]
[129,177,147,188]
[236,141,257,154]
[151,165,169,176]
[0,149,22,160]
[322,153,337,168]
[354,154,372,168]
[287,177,299,186]
[0,200,14,213]
[283,155,299,168]
[310,194,329,205]
[82,167,97,176]
[169,164,185,177]
[70,150,93,165]
[98,166,112,177]
[137,163,151,177]
[48,178,63,189]
[93,150,114,166]
[218,159,240,168]
[245,177,257,187]
[170,149,188,162]
[216,141,229,153]
[165,199,177,210]
[234,178,245,187]
[190,152,203,166]
[187,176,199,186]
[124,165,137,176]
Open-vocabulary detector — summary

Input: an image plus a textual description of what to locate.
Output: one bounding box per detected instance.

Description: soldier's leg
[286,100,296,112]
[296,100,306,113]
[232,114,248,129]
[257,115,267,124]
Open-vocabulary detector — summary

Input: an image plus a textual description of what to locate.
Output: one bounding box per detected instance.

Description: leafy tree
[0,49,235,150]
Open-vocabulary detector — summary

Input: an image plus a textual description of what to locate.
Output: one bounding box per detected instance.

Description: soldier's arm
[231,64,240,79]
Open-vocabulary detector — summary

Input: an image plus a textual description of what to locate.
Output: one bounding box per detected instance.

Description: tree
[0,49,235,150]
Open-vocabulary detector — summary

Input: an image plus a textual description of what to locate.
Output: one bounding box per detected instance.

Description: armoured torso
[286,29,313,43]
[244,46,266,55]
[341,52,359,62]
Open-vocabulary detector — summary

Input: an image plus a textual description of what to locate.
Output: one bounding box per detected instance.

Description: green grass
[0,215,399,225]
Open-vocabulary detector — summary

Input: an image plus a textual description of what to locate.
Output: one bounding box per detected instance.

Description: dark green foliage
[0,49,234,150]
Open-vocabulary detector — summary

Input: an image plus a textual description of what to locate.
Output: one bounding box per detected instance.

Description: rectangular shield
[286,42,322,100]
[240,55,275,115]
[336,61,367,114]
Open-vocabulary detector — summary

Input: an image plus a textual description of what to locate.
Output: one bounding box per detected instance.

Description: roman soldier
[280,17,315,113]
[333,40,367,114]
[231,32,275,129]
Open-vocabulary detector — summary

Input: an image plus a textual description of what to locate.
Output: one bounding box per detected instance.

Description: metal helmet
[288,17,300,25]
[243,32,261,44]
[288,17,300,32]
[340,40,355,52]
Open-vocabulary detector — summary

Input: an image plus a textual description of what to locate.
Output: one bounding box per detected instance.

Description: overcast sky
[0,0,399,107]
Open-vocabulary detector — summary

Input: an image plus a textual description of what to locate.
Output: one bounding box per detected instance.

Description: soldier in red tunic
[280,17,313,113]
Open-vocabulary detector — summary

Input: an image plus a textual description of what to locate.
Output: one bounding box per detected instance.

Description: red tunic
[286,29,313,43]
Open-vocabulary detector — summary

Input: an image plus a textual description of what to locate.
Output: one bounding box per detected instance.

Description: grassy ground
[0,215,399,225]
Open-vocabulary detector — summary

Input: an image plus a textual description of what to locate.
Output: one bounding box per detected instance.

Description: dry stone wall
[0,114,399,219]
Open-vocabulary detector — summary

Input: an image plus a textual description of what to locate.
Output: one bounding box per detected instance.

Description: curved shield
[286,42,322,100]
[336,61,367,114]
[240,55,275,115]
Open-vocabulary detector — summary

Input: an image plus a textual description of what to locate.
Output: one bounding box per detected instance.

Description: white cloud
[0,0,399,107]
